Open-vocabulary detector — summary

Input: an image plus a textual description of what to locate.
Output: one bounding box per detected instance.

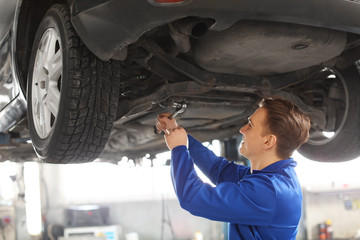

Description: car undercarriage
[1,1,360,163]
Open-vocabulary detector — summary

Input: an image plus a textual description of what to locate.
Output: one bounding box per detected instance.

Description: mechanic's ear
[264,134,277,149]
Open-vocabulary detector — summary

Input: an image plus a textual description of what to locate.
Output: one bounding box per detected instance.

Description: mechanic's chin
[239,141,246,156]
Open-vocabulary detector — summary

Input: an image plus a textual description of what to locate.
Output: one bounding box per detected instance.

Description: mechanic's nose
[239,124,247,134]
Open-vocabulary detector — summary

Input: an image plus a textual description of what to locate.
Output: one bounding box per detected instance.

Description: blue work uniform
[171,135,302,240]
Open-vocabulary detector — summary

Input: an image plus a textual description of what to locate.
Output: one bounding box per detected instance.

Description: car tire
[27,4,120,163]
[298,65,360,162]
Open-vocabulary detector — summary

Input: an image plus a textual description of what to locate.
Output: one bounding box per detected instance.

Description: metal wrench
[156,102,187,134]
[169,102,187,119]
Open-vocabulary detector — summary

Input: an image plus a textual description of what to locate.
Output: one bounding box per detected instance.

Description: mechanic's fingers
[163,127,188,150]
[156,113,170,132]
[164,126,182,135]
[156,119,171,133]
[156,113,178,133]
[158,113,172,118]
[155,119,165,131]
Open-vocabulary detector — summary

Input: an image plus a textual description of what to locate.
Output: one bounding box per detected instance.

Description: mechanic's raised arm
[187,135,246,185]
[156,113,247,185]
[171,146,276,225]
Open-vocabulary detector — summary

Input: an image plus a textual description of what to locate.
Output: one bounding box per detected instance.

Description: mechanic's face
[239,107,268,160]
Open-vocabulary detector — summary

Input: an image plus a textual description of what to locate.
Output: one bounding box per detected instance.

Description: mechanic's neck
[249,153,281,173]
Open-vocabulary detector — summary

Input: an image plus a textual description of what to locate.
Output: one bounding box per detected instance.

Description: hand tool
[169,102,187,119]
[155,102,187,134]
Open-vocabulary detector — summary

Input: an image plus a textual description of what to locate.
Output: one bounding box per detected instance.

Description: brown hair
[259,97,311,159]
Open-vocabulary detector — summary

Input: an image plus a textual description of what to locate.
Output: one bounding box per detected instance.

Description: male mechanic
[156,97,311,240]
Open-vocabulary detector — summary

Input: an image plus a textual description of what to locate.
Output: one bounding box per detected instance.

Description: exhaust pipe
[169,17,213,53]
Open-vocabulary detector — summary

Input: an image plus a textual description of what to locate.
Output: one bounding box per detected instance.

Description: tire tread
[43,4,120,163]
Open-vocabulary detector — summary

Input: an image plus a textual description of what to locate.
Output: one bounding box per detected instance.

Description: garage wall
[303,188,360,239]
[37,154,360,240]
[41,162,223,240]
[107,200,221,240]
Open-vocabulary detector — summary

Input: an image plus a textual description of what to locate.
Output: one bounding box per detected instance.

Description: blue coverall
[171,135,302,240]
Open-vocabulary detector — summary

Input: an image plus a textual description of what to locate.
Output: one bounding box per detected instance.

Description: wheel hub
[31,28,62,139]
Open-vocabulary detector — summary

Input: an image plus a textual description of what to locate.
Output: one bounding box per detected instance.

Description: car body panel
[0,0,16,42]
[0,35,26,132]
[0,0,26,132]
[0,35,17,112]
[0,0,18,112]
[70,0,360,60]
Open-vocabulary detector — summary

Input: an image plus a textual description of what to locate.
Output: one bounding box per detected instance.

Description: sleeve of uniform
[187,135,248,184]
[171,145,277,226]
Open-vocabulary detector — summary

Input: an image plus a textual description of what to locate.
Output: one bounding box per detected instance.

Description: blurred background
[0,141,359,240]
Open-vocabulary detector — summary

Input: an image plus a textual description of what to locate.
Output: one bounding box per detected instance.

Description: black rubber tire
[298,65,360,162]
[27,4,120,163]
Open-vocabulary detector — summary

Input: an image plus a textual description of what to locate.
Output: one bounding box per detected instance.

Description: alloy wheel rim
[31,28,62,139]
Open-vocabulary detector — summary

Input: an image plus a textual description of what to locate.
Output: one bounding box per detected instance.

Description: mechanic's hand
[156,113,178,134]
[164,127,188,150]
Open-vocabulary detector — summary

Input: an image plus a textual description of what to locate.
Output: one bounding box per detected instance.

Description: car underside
[2,0,360,163]
[100,18,360,162]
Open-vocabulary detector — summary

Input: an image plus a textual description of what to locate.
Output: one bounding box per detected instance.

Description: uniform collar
[252,158,296,174]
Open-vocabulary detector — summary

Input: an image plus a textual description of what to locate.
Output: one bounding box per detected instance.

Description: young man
[156,97,311,240]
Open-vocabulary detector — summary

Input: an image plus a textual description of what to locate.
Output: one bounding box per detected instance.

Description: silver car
[1,0,360,163]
